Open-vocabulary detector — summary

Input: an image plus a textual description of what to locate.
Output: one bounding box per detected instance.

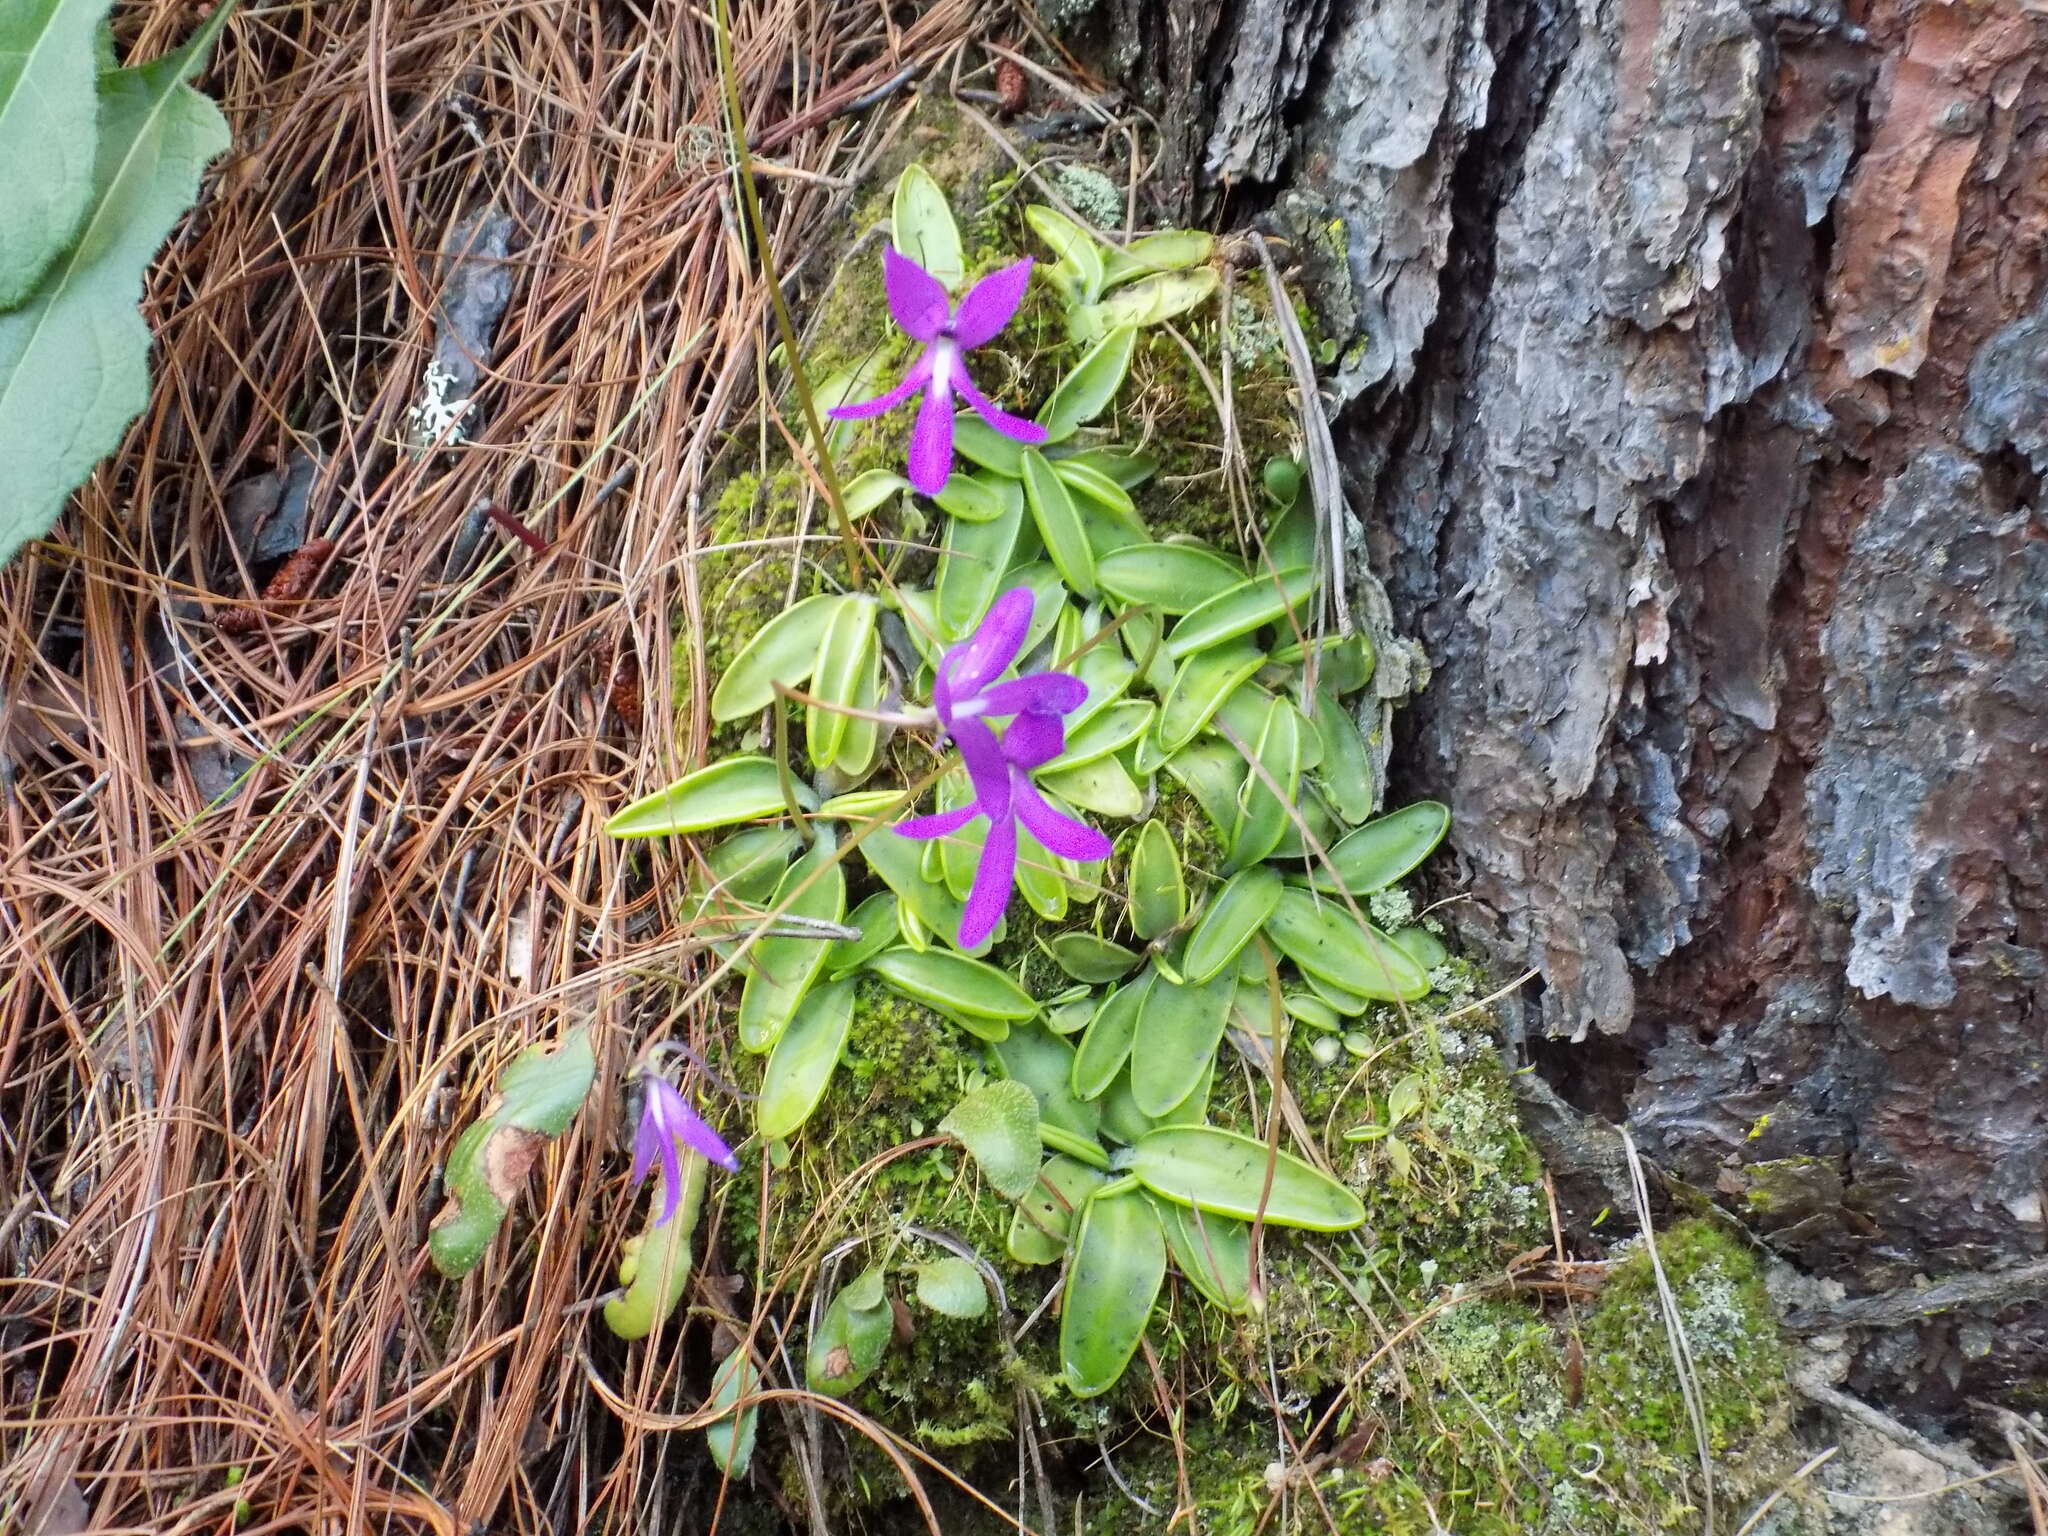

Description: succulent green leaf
[1046,700,1153,773]
[0,0,112,307]
[1038,326,1137,442]
[1166,567,1316,658]
[699,825,802,902]
[1262,889,1430,1001]
[1158,642,1268,750]
[1386,924,1449,971]
[1008,1154,1108,1265]
[704,1349,759,1477]
[935,480,1027,639]
[1102,229,1214,284]
[737,834,846,1052]
[1183,866,1284,983]
[1096,541,1245,613]
[603,1153,709,1340]
[891,163,963,290]
[913,1256,989,1319]
[1042,931,1141,984]
[841,468,911,518]
[1262,455,1304,508]
[827,890,901,976]
[1126,819,1185,942]
[1157,1198,1254,1315]
[1309,688,1376,824]
[427,1028,598,1278]
[952,412,1026,476]
[1131,969,1232,1116]
[804,596,878,768]
[1025,203,1105,305]
[857,820,993,956]
[1309,801,1452,894]
[1021,449,1098,599]
[1077,267,1218,334]
[1228,697,1302,869]
[1051,458,1137,518]
[1101,1051,1214,1144]
[807,1264,894,1395]
[1130,1125,1365,1231]
[1160,741,1247,840]
[989,1021,1102,1141]
[607,757,815,837]
[1054,446,1159,489]
[1071,971,1149,1101]
[1060,1185,1166,1397]
[0,7,233,567]
[932,470,1009,522]
[1037,754,1143,820]
[1303,966,1372,1017]
[939,1079,1042,1199]
[756,977,856,1138]
[867,946,1037,1028]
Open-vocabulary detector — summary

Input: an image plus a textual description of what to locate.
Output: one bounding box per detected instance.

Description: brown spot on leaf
[481,1126,547,1203]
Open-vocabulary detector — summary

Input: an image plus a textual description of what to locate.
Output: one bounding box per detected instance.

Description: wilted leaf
[939,1079,1041,1199]
[913,1256,988,1319]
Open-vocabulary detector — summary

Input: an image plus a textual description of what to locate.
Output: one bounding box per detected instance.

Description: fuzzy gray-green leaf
[0,0,112,307]
[914,1256,989,1319]
[939,1079,1042,1199]
[0,9,233,566]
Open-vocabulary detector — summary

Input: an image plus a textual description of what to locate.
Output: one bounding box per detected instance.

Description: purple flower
[895,589,1112,948]
[631,1075,739,1225]
[827,249,1047,495]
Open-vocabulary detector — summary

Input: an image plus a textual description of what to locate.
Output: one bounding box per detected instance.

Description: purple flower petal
[975,671,1088,720]
[942,587,1035,700]
[895,803,980,840]
[676,1114,740,1176]
[1013,778,1112,862]
[954,368,1049,444]
[884,246,952,342]
[827,350,933,420]
[953,716,1013,819]
[906,359,958,495]
[1001,711,1066,769]
[959,811,1018,948]
[952,257,1034,349]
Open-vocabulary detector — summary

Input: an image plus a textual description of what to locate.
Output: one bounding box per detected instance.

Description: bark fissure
[1079,0,2048,1416]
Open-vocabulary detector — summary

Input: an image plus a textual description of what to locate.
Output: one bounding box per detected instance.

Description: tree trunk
[1075,0,2048,1422]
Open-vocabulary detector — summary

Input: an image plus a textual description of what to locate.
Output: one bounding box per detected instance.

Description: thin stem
[711,0,867,588]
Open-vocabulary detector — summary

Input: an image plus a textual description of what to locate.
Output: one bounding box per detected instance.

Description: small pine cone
[995,58,1028,118]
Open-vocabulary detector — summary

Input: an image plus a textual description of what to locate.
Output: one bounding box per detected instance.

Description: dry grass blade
[0,1,968,1530]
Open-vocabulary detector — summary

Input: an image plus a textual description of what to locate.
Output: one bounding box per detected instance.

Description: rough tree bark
[1070,0,2048,1426]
